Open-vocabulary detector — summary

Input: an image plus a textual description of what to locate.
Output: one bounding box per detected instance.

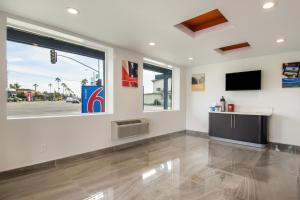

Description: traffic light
[50,49,57,64]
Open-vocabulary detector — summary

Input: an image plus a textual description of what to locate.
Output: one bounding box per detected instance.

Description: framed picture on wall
[192,73,205,91]
[122,60,138,87]
[282,62,300,88]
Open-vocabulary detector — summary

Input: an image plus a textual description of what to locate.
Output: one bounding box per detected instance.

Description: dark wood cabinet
[232,115,260,143]
[209,112,268,146]
[209,113,232,139]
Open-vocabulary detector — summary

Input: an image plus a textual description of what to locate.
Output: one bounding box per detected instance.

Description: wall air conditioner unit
[111,119,149,140]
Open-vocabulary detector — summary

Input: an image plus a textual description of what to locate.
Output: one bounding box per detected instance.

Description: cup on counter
[215,106,221,112]
[228,104,234,112]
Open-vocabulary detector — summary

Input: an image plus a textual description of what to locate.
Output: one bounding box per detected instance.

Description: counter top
[209,111,272,116]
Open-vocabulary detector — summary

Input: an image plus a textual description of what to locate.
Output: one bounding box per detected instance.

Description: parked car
[66,97,74,103]
[7,97,23,102]
[72,98,80,104]
[66,97,80,104]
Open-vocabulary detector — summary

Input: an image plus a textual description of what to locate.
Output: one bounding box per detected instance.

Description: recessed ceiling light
[263,2,275,9]
[276,38,285,43]
[149,42,156,46]
[67,7,79,15]
[188,57,193,61]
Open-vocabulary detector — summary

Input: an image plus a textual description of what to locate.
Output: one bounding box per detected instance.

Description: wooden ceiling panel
[218,42,251,52]
[180,9,228,32]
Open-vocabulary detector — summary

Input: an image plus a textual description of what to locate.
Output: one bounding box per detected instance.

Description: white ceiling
[0,0,299,67]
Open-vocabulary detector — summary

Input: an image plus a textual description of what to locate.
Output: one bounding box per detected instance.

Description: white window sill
[143,109,180,113]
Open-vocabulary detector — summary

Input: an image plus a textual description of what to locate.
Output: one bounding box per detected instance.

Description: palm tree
[55,77,61,93]
[65,87,71,96]
[69,89,75,97]
[9,83,21,89]
[33,83,39,93]
[81,78,88,86]
[61,83,67,95]
[48,83,52,93]
[15,83,21,89]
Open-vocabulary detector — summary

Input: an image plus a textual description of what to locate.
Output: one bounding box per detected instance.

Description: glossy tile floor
[1,135,300,200]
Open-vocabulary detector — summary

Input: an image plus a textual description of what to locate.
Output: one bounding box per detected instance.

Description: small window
[143,63,172,111]
[6,27,106,118]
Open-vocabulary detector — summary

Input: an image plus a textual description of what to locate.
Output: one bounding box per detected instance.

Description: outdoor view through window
[7,37,104,118]
[143,65,172,111]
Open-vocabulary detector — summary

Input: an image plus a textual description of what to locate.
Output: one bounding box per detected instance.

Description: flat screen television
[226,70,261,91]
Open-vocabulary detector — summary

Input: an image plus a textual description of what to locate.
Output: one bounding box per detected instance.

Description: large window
[6,27,105,118]
[143,63,172,111]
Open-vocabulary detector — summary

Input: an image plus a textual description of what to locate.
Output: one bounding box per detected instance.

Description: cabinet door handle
[234,115,236,128]
[231,115,233,128]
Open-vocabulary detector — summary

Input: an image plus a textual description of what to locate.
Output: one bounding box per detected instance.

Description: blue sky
[7,41,159,96]
[7,41,103,97]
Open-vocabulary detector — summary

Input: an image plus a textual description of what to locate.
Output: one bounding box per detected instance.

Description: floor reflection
[142,158,181,186]
[84,188,114,200]
[1,135,299,200]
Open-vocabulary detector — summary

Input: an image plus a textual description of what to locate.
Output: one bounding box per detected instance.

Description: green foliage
[17,92,26,99]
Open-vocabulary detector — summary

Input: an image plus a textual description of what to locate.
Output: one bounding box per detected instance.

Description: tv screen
[226,70,261,91]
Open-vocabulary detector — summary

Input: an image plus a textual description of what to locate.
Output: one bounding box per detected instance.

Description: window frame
[143,63,173,111]
[6,27,108,118]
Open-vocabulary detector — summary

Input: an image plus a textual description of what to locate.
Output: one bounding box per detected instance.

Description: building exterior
[144,77,172,108]
[7,88,34,101]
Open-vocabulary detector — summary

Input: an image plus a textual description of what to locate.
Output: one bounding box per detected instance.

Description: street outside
[7,101,165,118]
[6,38,168,118]
[7,101,81,118]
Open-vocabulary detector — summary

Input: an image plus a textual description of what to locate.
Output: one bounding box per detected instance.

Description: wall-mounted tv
[226,70,261,91]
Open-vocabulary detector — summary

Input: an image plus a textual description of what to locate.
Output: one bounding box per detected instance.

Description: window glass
[6,30,105,118]
[143,64,172,111]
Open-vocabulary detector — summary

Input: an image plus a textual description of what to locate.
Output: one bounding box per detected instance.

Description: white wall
[0,13,186,172]
[186,51,300,146]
